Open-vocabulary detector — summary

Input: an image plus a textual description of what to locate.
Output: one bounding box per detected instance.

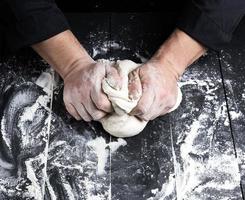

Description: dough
[99,60,182,138]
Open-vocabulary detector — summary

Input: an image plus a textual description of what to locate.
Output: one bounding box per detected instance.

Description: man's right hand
[63,59,114,121]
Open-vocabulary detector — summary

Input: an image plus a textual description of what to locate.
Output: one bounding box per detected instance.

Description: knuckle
[166,94,177,107]
[91,111,105,120]
[142,82,150,92]
[82,116,91,122]
[169,101,176,109]
[168,98,177,109]
[142,115,151,121]
[95,101,104,109]
[83,116,91,122]
[65,103,73,113]
[160,110,168,117]
[65,105,79,120]
[69,88,78,98]
[159,90,168,99]
[96,100,110,110]
[136,105,147,115]
[150,115,158,121]
[74,116,81,121]
[63,96,68,105]
[77,87,85,95]
[63,92,71,103]
[80,112,91,122]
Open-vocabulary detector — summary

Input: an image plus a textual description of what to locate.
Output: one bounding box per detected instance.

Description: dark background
[55,0,185,12]
[56,0,245,48]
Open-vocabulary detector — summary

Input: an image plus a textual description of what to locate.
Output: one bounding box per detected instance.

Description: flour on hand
[99,60,182,138]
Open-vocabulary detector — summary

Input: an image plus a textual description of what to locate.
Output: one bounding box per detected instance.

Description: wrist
[151,28,206,78]
[60,54,94,80]
[32,30,94,79]
[62,56,95,81]
[149,57,180,81]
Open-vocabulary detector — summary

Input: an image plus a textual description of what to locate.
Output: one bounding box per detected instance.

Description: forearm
[32,30,93,79]
[151,28,206,79]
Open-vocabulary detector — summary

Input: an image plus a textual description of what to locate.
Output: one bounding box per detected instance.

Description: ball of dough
[99,59,182,138]
[100,114,147,137]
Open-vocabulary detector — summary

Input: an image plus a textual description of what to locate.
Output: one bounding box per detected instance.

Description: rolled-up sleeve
[3,0,69,51]
[177,0,245,50]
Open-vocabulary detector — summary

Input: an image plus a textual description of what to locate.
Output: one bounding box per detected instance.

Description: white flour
[25,153,47,200]
[148,62,241,199]
[87,137,127,175]
[17,95,50,147]
[92,41,129,58]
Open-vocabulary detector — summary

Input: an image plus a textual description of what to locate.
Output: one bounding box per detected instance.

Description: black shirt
[0,0,245,55]
[0,0,69,55]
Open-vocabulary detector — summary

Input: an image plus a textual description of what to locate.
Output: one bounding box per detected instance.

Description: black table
[0,13,244,200]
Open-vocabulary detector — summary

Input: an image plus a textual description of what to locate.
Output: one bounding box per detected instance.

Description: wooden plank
[0,13,243,200]
[219,48,245,198]
[0,13,114,199]
[109,13,177,199]
[46,13,113,199]
[170,51,243,199]
[0,57,53,199]
[109,13,243,199]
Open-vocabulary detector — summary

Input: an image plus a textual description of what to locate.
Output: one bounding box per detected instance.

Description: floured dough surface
[99,59,182,138]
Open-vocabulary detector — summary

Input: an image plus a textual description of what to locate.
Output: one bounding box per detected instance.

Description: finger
[136,96,157,121]
[128,69,142,100]
[105,62,123,90]
[149,104,170,120]
[130,83,155,118]
[73,102,92,122]
[148,97,176,120]
[91,84,113,113]
[85,94,107,120]
[65,103,82,120]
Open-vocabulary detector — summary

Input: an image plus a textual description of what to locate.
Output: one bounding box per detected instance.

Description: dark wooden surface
[0,13,244,200]
[219,48,245,197]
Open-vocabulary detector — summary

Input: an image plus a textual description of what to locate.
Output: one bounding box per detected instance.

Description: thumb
[105,63,123,90]
[128,69,142,100]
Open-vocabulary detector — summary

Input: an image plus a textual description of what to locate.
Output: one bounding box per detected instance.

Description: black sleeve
[3,0,69,52]
[176,0,245,50]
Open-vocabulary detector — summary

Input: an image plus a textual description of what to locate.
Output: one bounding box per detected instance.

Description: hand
[129,29,206,121]
[129,59,179,121]
[32,30,122,122]
[31,29,205,122]
[63,59,119,121]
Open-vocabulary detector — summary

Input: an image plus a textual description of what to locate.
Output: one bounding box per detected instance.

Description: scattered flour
[0,117,11,152]
[25,153,47,200]
[0,153,14,170]
[135,52,148,63]
[61,180,76,200]
[87,137,127,175]
[17,95,50,147]
[147,173,176,200]
[242,93,245,99]
[83,176,108,200]
[35,72,54,94]
[229,110,243,120]
[151,188,159,195]
[45,177,57,200]
[92,41,129,58]
[175,78,240,199]
[148,66,241,199]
